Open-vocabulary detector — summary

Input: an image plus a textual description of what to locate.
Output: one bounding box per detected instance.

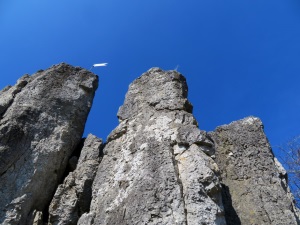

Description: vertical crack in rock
[48,134,104,225]
[211,116,300,225]
[35,138,86,224]
[78,68,225,225]
[0,63,98,224]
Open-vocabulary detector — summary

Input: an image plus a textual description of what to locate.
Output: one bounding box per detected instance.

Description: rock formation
[78,68,225,225]
[0,63,98,224]
[48,134,103,225]
[211,117,300,225]
[0,65,299,225]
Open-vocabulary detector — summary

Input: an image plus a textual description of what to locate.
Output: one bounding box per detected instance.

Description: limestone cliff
[0,63,98,224]
[211,117,299,225]
[78,68,225,225]
[0,65,299,225]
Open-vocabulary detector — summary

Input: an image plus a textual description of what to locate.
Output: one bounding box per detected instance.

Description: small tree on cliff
[278,135,300,208]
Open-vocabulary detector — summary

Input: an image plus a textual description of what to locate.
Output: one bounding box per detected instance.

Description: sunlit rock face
[211,117,300,225]
[78,68,226,225]
[0,63,98,225]
[1,65,299,225]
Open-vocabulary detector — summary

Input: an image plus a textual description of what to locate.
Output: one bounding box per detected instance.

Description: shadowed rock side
[48,134,103,225]
[211,117,300,225]
[0,63,98,224]
[78,68,226,225]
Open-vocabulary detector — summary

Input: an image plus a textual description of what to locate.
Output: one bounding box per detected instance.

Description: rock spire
[78,68,226,225]
[211,117,299,225]
[0,63,98,224]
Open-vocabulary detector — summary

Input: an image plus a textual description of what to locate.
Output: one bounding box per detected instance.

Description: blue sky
[1,0,300,159]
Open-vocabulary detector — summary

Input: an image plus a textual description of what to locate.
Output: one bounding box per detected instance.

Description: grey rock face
[49,134,103,225]
[0,74,31,116]
[2,65,299,225]
[211,116,299,225]
[79,68,225,225]
[0,63,98,224]
[25,210,43,225]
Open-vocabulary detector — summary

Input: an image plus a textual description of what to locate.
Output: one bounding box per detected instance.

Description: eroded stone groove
[211,117,300,225]
[78,68,225,225]
[48,134,103,225]
[0,63,98,224]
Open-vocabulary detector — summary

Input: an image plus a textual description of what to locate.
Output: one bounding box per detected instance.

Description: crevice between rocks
[41,198,51,223]
[221,184,241,225]
[42,137,105,224]
[40,138,86,223]
[74,141,105,225]
[60,138,86,184]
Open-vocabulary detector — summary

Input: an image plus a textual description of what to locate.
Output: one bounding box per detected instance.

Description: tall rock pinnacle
[78,68,226,225]
[0,63,98,224]
[211,117,300,225]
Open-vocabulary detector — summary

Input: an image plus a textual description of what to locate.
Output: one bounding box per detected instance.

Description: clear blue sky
[1,0,300,159]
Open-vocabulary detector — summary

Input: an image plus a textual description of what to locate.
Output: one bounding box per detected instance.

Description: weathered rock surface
[1,65,300,225]
[211,117,300,225]
[0,63,98,224]
[0,74,31,116]
[78,68,226,225]
[49,134,103,225]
